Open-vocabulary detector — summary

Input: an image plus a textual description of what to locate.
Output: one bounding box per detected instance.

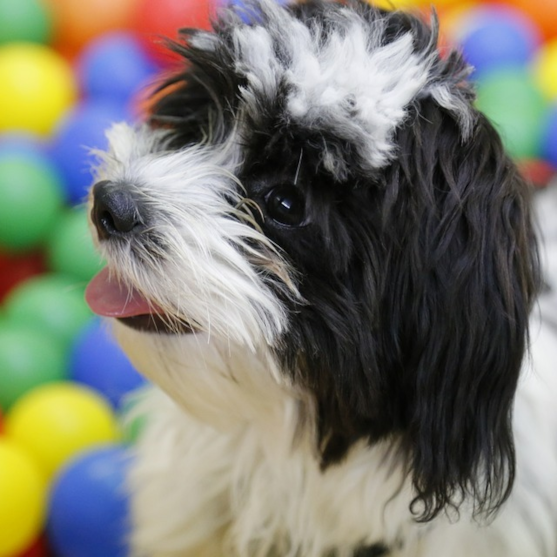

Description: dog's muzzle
[87,181,197,335]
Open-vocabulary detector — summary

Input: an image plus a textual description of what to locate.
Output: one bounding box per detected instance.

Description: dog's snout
[91,180,144,240]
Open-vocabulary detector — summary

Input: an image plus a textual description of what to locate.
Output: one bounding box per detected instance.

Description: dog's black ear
[147,28,241,146]
[384,98,540,521]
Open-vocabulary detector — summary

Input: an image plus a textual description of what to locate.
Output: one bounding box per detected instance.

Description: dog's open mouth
[85,268,197,334]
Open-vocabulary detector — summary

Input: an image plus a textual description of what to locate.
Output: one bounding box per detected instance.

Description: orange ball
[46,0,137,56]
[504,0,557,41]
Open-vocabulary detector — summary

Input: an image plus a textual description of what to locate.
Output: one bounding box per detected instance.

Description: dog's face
[87,0,540,522]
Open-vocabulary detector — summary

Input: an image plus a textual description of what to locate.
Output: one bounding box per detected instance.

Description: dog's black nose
[91,180,144,240]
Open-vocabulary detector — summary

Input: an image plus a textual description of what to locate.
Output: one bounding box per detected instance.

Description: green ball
[47,208,104,283]
[0,153,64,252]
[0,0,53,45]
[475,68,548,160]
[0,322,67,410]
[3,274,93,348]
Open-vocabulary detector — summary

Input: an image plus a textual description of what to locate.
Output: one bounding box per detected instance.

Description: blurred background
[0,0,555,555]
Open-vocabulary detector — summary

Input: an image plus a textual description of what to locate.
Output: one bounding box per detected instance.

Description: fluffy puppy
[86,1,557,555]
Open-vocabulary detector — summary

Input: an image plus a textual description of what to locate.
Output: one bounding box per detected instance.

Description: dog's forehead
[190,1,474,176]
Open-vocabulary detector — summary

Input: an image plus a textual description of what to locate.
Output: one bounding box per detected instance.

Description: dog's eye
[265,186,306,227]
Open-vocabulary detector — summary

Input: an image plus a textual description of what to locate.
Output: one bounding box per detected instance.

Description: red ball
[18,535,51,557]
[0,252,45,302]
[134,0,216,65]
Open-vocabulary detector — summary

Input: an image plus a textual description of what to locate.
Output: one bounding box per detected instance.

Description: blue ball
[48,445,132,557]
[70,319,146,409]
[49,100,131,205]
[542,105,557,167]
[0,133,48,161]
[460,7,540,78]
[78,32,159,104]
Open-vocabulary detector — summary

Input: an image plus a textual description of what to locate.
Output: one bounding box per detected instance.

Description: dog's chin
[117,314,198,335]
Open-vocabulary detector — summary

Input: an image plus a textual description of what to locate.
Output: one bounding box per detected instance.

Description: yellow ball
[368,0,422,10]
[0,43,77,136]
[368,0,452,10]
[0,439,46,557]
[6,382,120,481]
[533,38,557,102]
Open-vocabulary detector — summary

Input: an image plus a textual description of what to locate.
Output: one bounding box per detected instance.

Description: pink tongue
[86,268,157,318]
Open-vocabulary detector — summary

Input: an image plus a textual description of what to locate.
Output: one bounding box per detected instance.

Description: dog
[85,0,557,555]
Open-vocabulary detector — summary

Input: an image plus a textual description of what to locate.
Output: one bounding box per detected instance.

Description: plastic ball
[518,158,557,188]
[0,322,67,410]
[46,207,104,282]
[0,43,77,136]
[368,0,428,10]
[17,535,50,557]
[542,105,557,168]
[0,439,46,557]
[5,383,120,481]
[78,32,159,105]
[475,68,548,160]
[134,0,214,64]
[438,1,479,48]
[459,6,540,78]
[70,319,146,408]
[0,0,53,45]
[0,134,48,160]
[3,274,93,348]
[49,100,131,205]
[48,0,137,56]
[47,445,132,557]
[505,0,557,41]
[0,150,64,252]
[0,251,45,302]
[533,38,557,102]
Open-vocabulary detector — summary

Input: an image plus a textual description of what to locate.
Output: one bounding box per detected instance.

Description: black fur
[148,0,540,523]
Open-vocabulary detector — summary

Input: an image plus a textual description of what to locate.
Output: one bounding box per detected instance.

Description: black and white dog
[86,1,557,555]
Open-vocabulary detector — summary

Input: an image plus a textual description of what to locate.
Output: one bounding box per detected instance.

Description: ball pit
[0,0,52,45]
[543,106,557,168]
[505,0,557,41]
[5,382,120,481]
[0,149,64,252]
[533,38,557,102]
[78,31,159,105]
[0,322,66,410]
[0,0,555,553]
[0,251,45,302]
[46,207,105,283]
[459,5,540,78]
[48,445,132,557]
[475,67,548,160]
[49,100,132,205]
[48,0,138,56]
[3,274,93,348]
[0,43,77,136]
[0,438,46,557]
[70,319,146,409]
[134,0,214,63]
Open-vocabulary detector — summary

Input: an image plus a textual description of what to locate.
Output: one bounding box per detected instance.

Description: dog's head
[87,0,540,522]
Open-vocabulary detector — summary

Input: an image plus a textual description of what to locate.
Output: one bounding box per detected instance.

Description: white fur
[117,296,557,557]
[92,124,295,349]
[232,6,434,171]
[199,1,473,176]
